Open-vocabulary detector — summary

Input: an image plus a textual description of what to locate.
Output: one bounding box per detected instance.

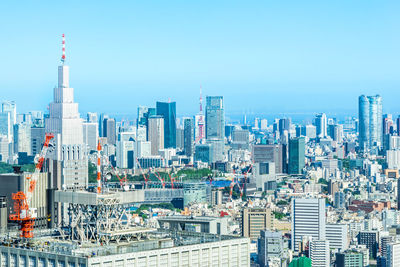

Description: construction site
[0,132,250,267]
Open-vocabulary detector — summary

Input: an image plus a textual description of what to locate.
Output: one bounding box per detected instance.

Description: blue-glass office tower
[359,95,383,150]
[206,96,225,162]
[156,101,176,148]
[288,137,305,174]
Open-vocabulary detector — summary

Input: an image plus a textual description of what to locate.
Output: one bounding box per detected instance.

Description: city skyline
[1,1,400,116]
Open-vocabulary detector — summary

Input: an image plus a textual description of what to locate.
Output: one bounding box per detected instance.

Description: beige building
[241,208,273,241]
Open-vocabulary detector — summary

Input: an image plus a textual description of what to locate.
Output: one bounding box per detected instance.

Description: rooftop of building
[0,230,246,259]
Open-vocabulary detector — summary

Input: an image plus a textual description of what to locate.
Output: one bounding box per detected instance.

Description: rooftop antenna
[61,34,66,64]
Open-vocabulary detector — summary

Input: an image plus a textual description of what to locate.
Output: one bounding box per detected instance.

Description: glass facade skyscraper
[288,137,305,175]
[359,95,383,150]
[205,96,225,162]
[156,101,176,148]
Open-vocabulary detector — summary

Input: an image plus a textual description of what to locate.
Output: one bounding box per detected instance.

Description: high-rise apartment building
[288,137,305,175]
[310,239,330,267]
[148,116,164,155]
[291,198,326,252]
[156,101,176,148]
[359,95,383,149]
[45,47,88,190]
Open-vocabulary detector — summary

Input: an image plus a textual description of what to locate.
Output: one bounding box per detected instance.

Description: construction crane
[152,169,165,189]
[102,153,128,191]
[9,133,54,238]
[168,173,175,189]
[136,158,149,188]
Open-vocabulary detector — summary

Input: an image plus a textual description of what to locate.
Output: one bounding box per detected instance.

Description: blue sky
[1,1,400,118]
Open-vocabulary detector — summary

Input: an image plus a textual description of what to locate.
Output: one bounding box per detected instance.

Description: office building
[241,208,273,241]
[103,117,116,145]
[0,112,11,142]
[310,239,330,267]
[205,96,224,161]
[45,53,88,190]
[31,126,45,156]
[194,144,212,164]
[288,137,305,175]
[2,101,16,125]
[136,141,151,158]
[278,118,291,137]
[0,231,250,267]
[357,231,379,259]
[326,223,348,251]
[258,230,283,267]
[315,113,327,138]
[116,132,135,169]
[291,198,326,252]
[387,243,400,267]
[254,162,276,190]
[335,251,364,267]
[86,112,98,123]
[82,122,98,152]
[148,116,164,155]
[252,144,283,173]
[359,95,383,149]
[13,123,32,155]
[156,101,176,148]
[184,117,194,156]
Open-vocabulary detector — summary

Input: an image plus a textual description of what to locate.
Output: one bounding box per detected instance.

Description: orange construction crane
[136,158,149,188]
[9,133,54,238]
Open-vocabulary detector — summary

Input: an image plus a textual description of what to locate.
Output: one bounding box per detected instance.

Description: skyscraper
[183,117,194,157]
[206,96,224,140]
[205,96,224,162]
[315,113,327,138]
[288,137,305,175]
[359,95,383,149]
[2,101,16,125]
[45,35,88,190]
[148,116,164,155]
[156,101,176,148]
[103,118,116,145]
[291,198,326,252]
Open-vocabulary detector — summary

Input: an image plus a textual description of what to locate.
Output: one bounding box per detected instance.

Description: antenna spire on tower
[199,85,203,113]
[61,34,66,64]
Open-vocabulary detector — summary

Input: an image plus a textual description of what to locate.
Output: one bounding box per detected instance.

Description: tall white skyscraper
[291,198,326,252]
[2,101,16,125]
[315,113,327,138]
[148,116,164,155]
[45,37,88,190]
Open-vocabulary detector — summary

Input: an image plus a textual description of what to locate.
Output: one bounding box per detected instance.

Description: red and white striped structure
[97,141,102,193]
[61,34,66,63]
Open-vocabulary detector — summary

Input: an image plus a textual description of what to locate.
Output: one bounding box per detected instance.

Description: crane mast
[9,133,54,238]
